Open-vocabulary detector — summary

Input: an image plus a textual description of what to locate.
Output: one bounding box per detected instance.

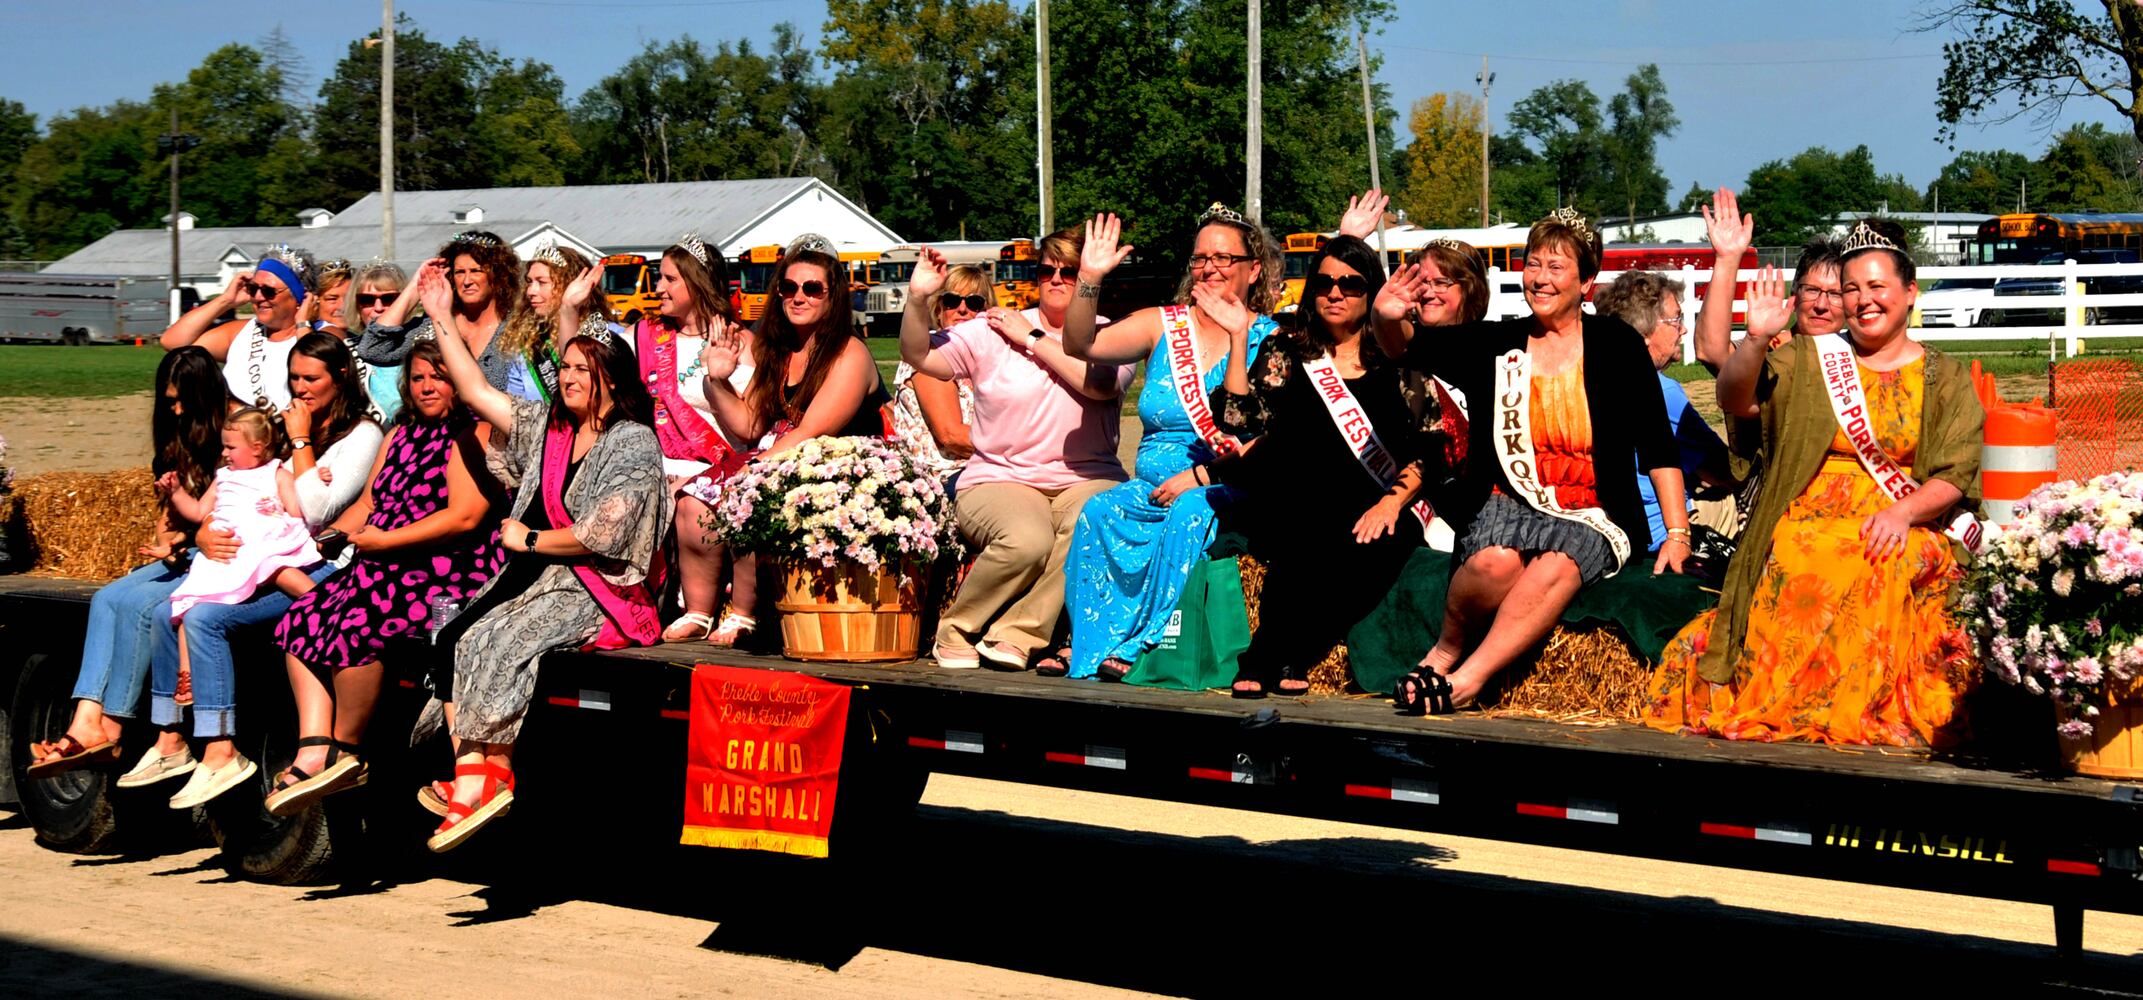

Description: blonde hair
[500,246,609,359]
[343,261,408,333]
[1172,217,1283,315]
[224,407,284,460]
[933,264,991,327]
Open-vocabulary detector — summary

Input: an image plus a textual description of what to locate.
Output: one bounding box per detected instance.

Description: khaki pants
[940,478,1116,655]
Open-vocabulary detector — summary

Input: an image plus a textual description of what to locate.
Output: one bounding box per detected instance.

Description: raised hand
[1079,213,1134,279]
[1338,189,1390,240]
[1189,283,1251,338]
[564,262,602,311]
[1375,262,1427,324]
[418,263,455,320]
[1744,264,1793,346]
[700,315,742,382]
[218,269,256,306]
[1703,188,1754,263]
[909,247,951,299]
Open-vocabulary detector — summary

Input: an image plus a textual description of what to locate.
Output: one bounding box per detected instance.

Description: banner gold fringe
[679,824,829,858]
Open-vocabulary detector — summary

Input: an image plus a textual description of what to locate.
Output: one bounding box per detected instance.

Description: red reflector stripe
[906,736,944,749]
[659,709,688,720]
[2047,859,2101,876]
[396,679,418,689]
[1344,783,1390,800]
[1701,822,1757,839]
[1187,766,1236,782]
[1043,751,1082,765]
[1515,802,1564,819]
[545,696,576,707]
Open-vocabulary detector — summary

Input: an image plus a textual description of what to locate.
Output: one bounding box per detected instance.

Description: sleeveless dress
[274,410,507,669]
[1455,361,1618,586]
[1642,358,1974,746]
[169,463,321,620]
[1065,315,1275,681]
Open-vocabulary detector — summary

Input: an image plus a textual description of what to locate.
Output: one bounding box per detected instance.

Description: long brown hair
[1409,241,1491,325]
[745,247,857,426]
[499,245,607,358]
[439,230,523,321]
[154,346,225,495]
[664,243,734,335]
[550,334,656,432]
[289,332,371,453]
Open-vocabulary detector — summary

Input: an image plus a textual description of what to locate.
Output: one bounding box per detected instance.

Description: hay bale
[8,468,159,581]
[1487,623,1652,721]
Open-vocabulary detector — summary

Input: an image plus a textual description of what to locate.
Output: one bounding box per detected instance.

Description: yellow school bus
[735,244,785,323]
[1277,232,1328,313]
[994,239,1040,310]
[599,253,660,325]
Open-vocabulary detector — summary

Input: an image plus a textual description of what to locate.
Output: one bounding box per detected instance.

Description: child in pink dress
[164,408,323,703]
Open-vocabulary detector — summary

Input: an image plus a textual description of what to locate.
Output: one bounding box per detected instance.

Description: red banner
[681,663,851,858]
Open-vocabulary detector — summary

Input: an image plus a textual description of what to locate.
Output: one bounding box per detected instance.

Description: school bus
[598,254,660,325]
[1277,232,1328,313]
[994,239,1041,310]
[1971,212,2143,264]
[735,244,785,324]
[864,241,1007,337]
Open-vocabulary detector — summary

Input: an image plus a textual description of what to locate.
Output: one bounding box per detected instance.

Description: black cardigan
[1400,313,1677,552]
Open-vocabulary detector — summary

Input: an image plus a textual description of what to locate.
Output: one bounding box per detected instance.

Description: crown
[1198,202,1246,226]
[531,243,570,269]
[576,310,613,347]
[678,232,710,266]
[1841,219,1903,256]
[786,233,835,257]
[315,258,353,279]
[449,231,502,249]
[1545,207,1593,246]
[262,244,309,274]
[1425,238,1470,253]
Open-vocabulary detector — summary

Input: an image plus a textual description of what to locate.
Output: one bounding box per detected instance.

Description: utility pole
[1245,0,1262,224]
[1036,0,1053,235]
[380,0,395,261]
[157,109,201,321]
[1354,30,1387,271]
[1477,55,1494,228]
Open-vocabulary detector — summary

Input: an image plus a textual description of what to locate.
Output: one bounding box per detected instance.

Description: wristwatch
[524,528,540,552]
[289,437,311,451]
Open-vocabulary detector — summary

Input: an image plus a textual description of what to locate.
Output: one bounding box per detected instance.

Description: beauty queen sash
[541,421,663,650]
[1158,305,1240,459]
[1301,355,1434,532]
[1812,334,1986,555]
[1493,349,1632,575]
[640,319,746,483]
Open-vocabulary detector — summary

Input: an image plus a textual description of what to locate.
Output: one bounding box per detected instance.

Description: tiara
[1546,207,1593,246]
[531,243,570,269]
[449,231,502,249]
[1198,202,1246,226]
[1425,238,1469,253]
[677,232,710,266]
[316,258,352,278]
[262,244,309,274]
[786,233,835,257]
[1841,220,1902,256]
[576,311,613,347]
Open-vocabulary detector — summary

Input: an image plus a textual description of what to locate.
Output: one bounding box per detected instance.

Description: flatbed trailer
[2,575,2138,962]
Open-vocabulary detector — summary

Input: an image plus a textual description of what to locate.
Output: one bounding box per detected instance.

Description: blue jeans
[70,561,189,720]
[149,563,335,739]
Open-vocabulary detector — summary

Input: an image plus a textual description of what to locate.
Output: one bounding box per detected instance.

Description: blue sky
[2,0,2124,201]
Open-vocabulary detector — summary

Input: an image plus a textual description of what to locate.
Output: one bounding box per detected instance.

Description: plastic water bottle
[428,596,462,646]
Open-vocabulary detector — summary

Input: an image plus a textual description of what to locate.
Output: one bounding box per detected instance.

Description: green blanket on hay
[1344,548,1720,696]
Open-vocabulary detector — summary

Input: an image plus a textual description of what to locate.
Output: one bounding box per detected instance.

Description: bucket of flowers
[705,435,960,662]
[1966,471,2143,778]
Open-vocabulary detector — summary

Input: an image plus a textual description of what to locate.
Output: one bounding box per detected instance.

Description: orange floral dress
[1641,358,1974,746]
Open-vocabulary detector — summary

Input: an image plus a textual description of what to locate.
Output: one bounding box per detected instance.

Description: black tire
[9,652,119,852]
[61,328,85,346]
[205,665,336,884]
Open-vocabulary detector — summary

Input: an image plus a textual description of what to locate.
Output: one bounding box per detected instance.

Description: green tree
[1933,148,2037,213]
[8,101,162,259]
[151,44,304,228]
[1926,1,2143,149]
[313,20,481,203]
[572,29,819,186]
[1741,145,1890,245]
[1604,63,1678,222]
[1501,79,1607,221]
[2036,121,2140,211]
[1676,180,1708,213]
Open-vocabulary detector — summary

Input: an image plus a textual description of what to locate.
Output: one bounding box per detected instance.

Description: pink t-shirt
[934,308,1134,492]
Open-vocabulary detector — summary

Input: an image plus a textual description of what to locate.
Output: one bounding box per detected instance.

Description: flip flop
[661,612,715,643]
[25,735,120,779]
[708,611,758,648]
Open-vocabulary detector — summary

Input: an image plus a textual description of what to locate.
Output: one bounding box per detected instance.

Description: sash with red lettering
[681,663,851,857]
[1158,304,1240,458]
[1811,333,1986,554]
[1300,354,1436,533]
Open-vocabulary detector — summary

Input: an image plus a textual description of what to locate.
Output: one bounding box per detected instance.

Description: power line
[462,0,786,7]
[1383,43,1944,69]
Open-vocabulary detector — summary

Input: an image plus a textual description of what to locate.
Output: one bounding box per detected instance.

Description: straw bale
[1237,553,1266,634]
[1486,624,1652,721]
[7,468,159,581]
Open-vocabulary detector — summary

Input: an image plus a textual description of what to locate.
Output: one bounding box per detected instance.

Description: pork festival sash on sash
[1493,349,1632,575]
[1158,304,1240,459]
[1301,354,1435,533]
[1812,333,1987,555]
[540,420,664,649]
[639,319,747,483]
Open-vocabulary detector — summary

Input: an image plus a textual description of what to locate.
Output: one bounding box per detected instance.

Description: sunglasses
[1036,265,1078,282]
[777,279,828,299]
[940,293,988,313]
[243,282,284,300]
[1305,274,1371,298]
[354,293,393,308]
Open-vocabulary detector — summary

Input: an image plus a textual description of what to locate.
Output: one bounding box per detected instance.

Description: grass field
[0,344,166,398]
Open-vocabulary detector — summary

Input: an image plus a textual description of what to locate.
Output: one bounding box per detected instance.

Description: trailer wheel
[206,680,335,884]
[61,328,86,346]
[9,652,120,852]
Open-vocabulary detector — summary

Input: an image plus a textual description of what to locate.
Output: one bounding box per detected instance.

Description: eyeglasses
[244,282,284,300]
[354,293,393,308]
[939,293,988,313]
[1036,265,1079,282]
[1305,274,1371,298]
[1659,314,1686,329]
[1187,253,1255,270]
[1422,277,1459,294]
[777,279,828,299]
[1796,284,1844,305]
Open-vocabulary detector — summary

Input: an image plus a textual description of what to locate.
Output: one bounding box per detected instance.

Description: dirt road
[2,774,2137,997]
[0,394,152,478]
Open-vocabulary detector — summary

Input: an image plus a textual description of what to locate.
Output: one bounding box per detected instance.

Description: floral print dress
[1642,358,1975,746]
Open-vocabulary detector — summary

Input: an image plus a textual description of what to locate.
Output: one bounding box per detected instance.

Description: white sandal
[708,611,758,647]
[661,611,715,643]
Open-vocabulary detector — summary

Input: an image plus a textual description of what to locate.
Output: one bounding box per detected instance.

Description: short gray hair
[1595,270,1685,334]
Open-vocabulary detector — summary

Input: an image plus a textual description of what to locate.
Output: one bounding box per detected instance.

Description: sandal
[417,769,514,818]
[661,611,715,643]
[1394,668,1456,716]
[174,663,193,707]
[1097,658,1132,683]
[1274,667,1310,697]
[426,761,515,853]
[1230,677,1267,700]
[25,734,120,779]
[264,737,369,818]
[1034,647,1073,678]
[708,611,758,648]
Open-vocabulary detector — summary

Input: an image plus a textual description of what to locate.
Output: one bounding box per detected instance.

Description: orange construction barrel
[1982,404,2058,525]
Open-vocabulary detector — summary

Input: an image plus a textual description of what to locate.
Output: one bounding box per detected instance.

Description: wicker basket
[775,558,923,662]
[2060,696,2143,780]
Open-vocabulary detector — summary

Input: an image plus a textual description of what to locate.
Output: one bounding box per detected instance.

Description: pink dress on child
[169,463,322,620]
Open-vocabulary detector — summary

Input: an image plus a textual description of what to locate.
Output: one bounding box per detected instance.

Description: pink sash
[542,420,663,650]
[639,319,746,482]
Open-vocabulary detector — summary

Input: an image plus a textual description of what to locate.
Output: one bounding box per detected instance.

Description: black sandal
[1231,676,1267,700]
[1097,658,1132,683]
[1035,648,1073,678]
[264,737,368,817]
[1273,666,1309,697]
[1394,669,1456,716]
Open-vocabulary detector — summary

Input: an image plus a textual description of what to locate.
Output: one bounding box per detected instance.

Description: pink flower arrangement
[698,435,961,573]
[1965,471,2143,737]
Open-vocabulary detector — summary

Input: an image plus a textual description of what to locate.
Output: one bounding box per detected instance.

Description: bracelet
[1075,281,1102,299]
[1193,465,1208,486]
[1666,526,1691,537]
